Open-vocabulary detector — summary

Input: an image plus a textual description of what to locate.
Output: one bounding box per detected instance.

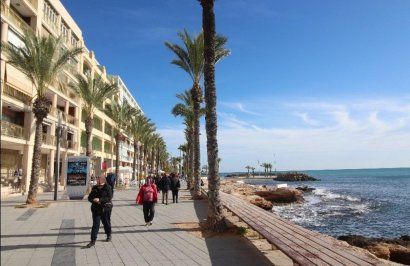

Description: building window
[43,1,58,30]
[71,33,79,47]
[8,29,25,49]
[60,20,69,42]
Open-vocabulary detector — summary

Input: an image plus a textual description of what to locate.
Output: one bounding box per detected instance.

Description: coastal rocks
[220,180,304,210]
[338,235,410,265]
[296,186,316,192]
[250,198,273,210]
[255,188,304,204]
[275,172,318,181]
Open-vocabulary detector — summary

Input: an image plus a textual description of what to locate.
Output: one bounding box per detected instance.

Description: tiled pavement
[1,185,272,266]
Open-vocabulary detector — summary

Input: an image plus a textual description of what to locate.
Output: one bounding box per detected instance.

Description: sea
[224,168,410,239]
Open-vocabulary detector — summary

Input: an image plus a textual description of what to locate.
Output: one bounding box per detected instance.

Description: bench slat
[221,192,385,266]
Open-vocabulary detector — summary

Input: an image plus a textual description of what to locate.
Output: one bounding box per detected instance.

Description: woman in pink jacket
[136,177,158,226]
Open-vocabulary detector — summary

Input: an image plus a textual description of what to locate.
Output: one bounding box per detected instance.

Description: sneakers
[149,221,153,226]
[145,223,149,226]
[86,241,95,248]
[106,235,111,242]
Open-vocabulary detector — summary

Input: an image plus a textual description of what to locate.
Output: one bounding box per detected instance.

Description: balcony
[0,120,28,140]
[64,113,78,125]
[3,84,32,105]
[23,0,38,11]
[1,2,34,33]
[42,133,55,146]
[61,139,77,150]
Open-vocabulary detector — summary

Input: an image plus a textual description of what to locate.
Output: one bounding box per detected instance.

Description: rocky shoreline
[219,180,410,265]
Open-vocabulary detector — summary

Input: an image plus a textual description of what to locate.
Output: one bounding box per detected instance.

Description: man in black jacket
[87,176,113,248]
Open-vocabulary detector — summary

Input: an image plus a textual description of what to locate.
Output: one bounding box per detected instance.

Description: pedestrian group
[86,172,182,248]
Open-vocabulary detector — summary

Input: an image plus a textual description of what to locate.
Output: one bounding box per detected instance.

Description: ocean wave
[313,188,361,202]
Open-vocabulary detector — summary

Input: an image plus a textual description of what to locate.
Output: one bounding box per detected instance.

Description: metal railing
[0,120,28,140]
[3,84,32,105]
[1,2,34,33]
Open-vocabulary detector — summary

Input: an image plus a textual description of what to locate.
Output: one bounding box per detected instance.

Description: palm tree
[165,30,229,198]
[105,102,139,187]
[70,74,118,157]
[245,165,252,177]
[128,114,154,181]
[1,31,83,204]
[171,90,203,189]
[200,0,231,231]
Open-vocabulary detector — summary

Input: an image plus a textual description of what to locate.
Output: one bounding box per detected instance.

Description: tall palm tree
[138,126,156,177]
[128,114,153,181]
[165,30,229,197]
[200,0,231,231]
[245,165,252,177]
[1,31,82,204]
[70,74,118,157]
[105,102,139,187]
[165,31,203,197]
[171,90,202,189]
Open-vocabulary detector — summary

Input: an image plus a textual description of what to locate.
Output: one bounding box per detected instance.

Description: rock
[338,235,410,265]
[255,188,304,204]
[250,198,273,210]
[275,172,318,181]
[296,186,316,192]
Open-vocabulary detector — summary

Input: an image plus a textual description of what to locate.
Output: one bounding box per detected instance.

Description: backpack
[143,185,154,202]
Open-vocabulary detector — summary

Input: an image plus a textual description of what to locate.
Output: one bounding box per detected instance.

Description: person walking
[170,173,181,203]
[159,173,171,205]
[136,177,158,226]
[86,176,113,248]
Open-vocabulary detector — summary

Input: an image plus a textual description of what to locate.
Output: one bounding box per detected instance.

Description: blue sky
[61,0,410,172]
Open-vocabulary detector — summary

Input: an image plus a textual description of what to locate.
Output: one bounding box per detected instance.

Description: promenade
[1,185,273,266]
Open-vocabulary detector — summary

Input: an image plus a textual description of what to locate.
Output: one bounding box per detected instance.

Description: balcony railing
[65,113,78,125]
[0,120,28,140]
[1,2,34,33]
[42,133,55,146]
[3,84,32,105]
[61,139,77,150]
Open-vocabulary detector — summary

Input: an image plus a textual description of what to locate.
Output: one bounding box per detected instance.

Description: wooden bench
[220,191,386,266]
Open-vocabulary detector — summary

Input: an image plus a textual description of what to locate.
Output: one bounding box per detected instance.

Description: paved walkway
[1,185,273,266]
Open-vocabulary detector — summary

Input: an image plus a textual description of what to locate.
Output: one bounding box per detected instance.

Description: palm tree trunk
[187,131,194,189]
[85,117,93,157]
[201,0,226,231]
[132,141,138,180]
[115,133,121,187]
[191,84,202,197]
[26,119,44,204]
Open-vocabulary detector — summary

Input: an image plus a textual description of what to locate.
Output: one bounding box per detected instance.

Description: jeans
[91,208,112,241]
[172,189,179,203]
[162,190,169,204]
[142,202,155,223]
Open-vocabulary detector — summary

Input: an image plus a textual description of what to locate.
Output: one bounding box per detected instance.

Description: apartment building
[1,0,141,196]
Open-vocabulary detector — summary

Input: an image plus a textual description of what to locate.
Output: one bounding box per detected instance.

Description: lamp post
[54,112,63,201]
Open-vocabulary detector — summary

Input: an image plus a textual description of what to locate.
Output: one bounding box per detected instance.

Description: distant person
[106,173,116,196]
[17,169,22,191]
[86,176,113,248]
[159,173,171,205]
[170,173,181,203]
[136,177,158,226]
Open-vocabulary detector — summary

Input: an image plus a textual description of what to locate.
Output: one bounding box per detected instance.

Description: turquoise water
[241,168,410,238]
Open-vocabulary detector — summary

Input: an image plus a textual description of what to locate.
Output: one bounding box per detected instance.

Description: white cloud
[160,97,410,172]
[294,112,320,126]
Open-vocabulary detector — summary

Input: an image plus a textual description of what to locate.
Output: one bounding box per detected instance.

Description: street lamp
[54,112,64,201]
